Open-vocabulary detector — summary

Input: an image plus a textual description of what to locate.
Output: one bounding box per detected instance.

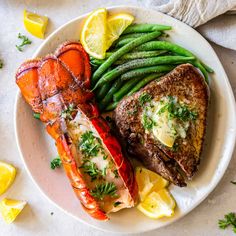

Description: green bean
[90,58,105,66]
[136,41,194,57]
[200,61,214,73]
[92,31,162,86]
[121,65,175,81]
[93,56,194,89]
[123,24,172,34]
[126,73,164,96]
[115,38,136,48]
[120,50,167,60]
[135,41,211,82]
[92,50,167,65]
[95,81,113,101]
[192,61,209,83]
[113,77,141,102]
[105,101,119,111]
[99,79,124,110]
[118,33,147,40]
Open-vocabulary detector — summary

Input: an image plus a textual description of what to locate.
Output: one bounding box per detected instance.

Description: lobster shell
[16,41,137,220]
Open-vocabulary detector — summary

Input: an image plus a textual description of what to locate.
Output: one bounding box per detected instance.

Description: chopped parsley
[142,113,155,130]
[102,167,107,177]
[61,104,75,120]
[90,182,118,200]
[80,161,101,181]
[114,201,122,207]
[33,113,40,119]
[79,131,103,158]
[158,96,197,122]
[138,93,152,107]
[16,33,32,52]
[50,157,62,170]
[218,212,236,233]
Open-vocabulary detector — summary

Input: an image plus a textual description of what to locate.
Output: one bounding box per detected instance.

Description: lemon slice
[24,10,48,39]
[81,8,107,59]
[0,161,16,196]
[153,122,176,148]
[0,198,27,224]
[135,167,169,201]
[106,13,134,50]
[137,189,176,219]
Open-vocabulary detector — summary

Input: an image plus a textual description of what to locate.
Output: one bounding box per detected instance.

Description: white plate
[14,6,236,234]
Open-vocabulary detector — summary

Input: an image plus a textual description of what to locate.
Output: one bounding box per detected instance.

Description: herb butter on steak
[114,64,210,187]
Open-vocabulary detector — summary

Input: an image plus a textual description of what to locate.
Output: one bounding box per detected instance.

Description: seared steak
[114,64,209,186]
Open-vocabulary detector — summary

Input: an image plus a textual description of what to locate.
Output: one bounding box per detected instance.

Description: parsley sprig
[218,212,236,233]
[16,33,32,52]
[138,93,152,107]
[90,182,118,200]
[80,161,103,181]
[142,112,155,130]
[79,131,103,158]
[50,157,62,170]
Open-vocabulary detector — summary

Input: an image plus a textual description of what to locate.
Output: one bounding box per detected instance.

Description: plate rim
[14,5,236,234]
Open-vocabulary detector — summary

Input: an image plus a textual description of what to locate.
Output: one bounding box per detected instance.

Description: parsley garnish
[142,113,155,130]
[102,167,107,177]
[90,182,118,200]
[80,161,100,181]
[33,113,40,119]
[218,212,236,233]
[158,96,197,122]
[114,201,122,207]
[138,93,152,107]
[79,131,103,158]
[61,104,75,120]
[0,59,3,69]
[16,33,32,52]
[50,157,62,169]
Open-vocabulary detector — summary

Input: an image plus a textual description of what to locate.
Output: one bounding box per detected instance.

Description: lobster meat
[16,41,137,221]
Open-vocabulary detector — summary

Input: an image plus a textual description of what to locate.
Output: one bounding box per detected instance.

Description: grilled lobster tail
[16,41,137,220]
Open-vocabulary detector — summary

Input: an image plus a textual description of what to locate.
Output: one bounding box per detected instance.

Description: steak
[114,64,209,187]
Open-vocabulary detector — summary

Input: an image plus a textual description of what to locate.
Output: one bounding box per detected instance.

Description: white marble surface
[0,1,236,235]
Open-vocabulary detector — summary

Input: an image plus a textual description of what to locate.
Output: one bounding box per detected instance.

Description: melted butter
[142,97,190,147]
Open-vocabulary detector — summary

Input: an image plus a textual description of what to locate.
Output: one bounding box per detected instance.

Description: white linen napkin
[145,0,236,50]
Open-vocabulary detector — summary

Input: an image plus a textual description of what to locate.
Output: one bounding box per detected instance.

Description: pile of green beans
[90,23,214,112]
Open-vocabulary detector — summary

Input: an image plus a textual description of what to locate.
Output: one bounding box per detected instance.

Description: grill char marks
[114,64,209,186]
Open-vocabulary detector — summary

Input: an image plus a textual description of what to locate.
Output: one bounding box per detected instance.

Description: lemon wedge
[137,189,176,219]
[106,13,134,49]
[23,10,48,39]
[0,198,27,224]
[135,167,169,201]
[81,8,107,59]
[0,161,16,196]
